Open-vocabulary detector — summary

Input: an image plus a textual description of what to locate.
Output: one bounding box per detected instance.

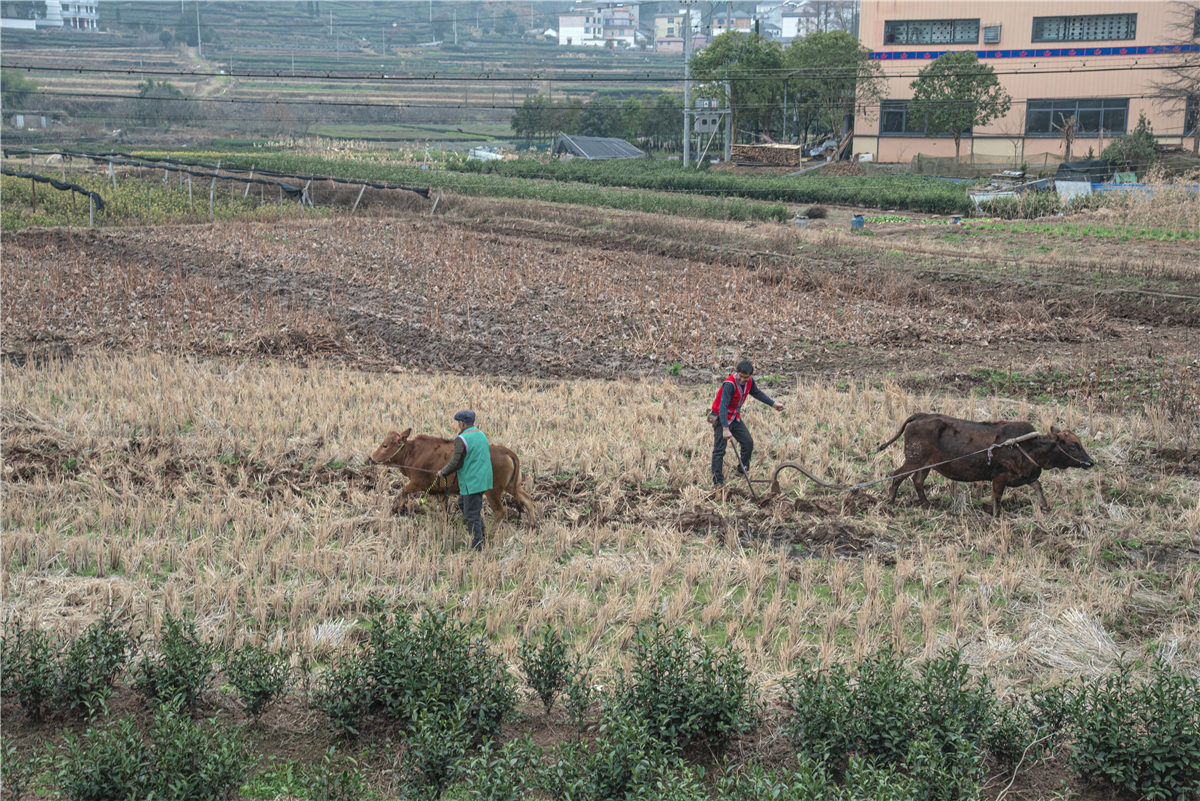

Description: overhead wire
[7,54,1199,83]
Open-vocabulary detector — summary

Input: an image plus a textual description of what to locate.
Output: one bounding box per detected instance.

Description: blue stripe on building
[869,43,1200,60]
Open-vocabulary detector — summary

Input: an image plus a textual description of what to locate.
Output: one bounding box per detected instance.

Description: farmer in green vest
[438,410,494,551]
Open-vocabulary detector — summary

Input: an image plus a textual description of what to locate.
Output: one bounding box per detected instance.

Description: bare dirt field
[2,196,1197,798]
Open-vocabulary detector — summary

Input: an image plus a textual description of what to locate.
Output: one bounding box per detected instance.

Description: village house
[854,0,1200,163]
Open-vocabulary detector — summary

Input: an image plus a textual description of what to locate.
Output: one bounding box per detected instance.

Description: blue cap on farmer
[453,410,476,425]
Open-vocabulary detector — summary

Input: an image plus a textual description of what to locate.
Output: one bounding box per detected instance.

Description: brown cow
[876,413,1095,517]
[369,428,536,524]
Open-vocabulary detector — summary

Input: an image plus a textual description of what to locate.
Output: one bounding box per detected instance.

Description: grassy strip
[448,158,976,215]
[970,219,1199,241]
[127,151,793,223]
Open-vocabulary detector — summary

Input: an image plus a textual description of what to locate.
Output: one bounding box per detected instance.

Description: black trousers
[458,492,486,550]
[711,419,753,484]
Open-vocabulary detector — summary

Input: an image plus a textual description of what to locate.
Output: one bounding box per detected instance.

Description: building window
[880,101,971,137]
[667,27,674,35]
[884,19,979,45]
[1025,98,1129,136]
[1032,14,1136,42]
[1186,96,1199,136]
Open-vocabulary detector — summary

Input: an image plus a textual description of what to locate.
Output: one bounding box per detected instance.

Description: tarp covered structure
[1055,160,1115,183]
[552,134,645,160]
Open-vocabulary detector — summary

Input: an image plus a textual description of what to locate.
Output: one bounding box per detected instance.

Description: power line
[7,56,1198,83]
[27,88,1198,117]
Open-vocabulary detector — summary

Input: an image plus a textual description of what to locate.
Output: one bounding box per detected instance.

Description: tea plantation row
[450,159,975,215]
[130,150,976,218]
[2,606,1196,800]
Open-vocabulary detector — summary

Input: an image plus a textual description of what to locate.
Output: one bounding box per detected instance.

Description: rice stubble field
[1,189,1198,798]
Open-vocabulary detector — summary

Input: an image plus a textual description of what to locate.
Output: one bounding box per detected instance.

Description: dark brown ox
[369,428,536,524]
[877,413,1095,517]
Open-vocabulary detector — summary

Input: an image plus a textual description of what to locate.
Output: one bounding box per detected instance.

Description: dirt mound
[803,520,873,554]
[675,509,725,532]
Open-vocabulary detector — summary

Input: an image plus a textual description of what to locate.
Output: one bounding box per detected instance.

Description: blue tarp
[1091,183,1200,195]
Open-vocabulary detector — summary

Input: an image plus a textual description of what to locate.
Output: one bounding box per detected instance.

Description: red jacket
[711,373,753,426]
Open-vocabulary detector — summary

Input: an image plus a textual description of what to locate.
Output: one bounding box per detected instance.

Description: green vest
[457,427,493,495]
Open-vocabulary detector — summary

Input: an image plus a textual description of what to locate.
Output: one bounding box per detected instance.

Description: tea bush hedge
[311,602,517,740]
[1065,660,1199,800]
[614,615,757,751]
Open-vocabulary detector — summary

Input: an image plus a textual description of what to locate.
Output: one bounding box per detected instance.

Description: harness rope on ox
[368,448,451,510]
[761,431,1042,497]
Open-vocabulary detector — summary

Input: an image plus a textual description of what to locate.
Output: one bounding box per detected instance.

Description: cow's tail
[507,452,538,526]
[876,414,921,453]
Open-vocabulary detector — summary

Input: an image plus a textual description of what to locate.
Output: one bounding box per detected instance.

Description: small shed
[552,133,646,160]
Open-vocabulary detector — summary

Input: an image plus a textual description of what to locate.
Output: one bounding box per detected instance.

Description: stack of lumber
[731,144,805,167]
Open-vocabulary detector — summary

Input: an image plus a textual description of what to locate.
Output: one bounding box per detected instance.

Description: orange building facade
[853,1,1200,164]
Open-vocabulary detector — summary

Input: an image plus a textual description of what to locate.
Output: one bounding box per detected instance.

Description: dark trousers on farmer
[458,492,486,550]
[712,419,753,486]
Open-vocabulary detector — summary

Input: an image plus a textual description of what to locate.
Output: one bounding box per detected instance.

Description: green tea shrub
[1,737,51,799]
[59,715,150,801]
[395,699,470,800]
[564,655,598,730]
[54,610,136,718]
[146,698,256,801]
[615,615,757,750]
[223,642,289,717]
[782,658,856,765]
[839,755,919,801]
[917,650,1012,760]
[462,734,542,801]
[311,654,373,736]
[132,613,217,710]
[782,648,1037,784]
[539,705,675,801]
[904,728,984,801]
[60,699,254,801]
[313,602,516,740]
[518,622,574,713]
[1066,660,1199,800]
[853,649,919,764]
[302,747,365,801]
[718,753,918,801]
[717,754,836,800]
[0,617,59,720]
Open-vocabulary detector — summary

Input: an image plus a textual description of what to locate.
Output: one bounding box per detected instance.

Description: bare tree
[1150,1,1200,154]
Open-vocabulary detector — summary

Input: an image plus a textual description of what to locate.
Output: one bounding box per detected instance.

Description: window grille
[884,19,979,45]
[1032,14,1136,42]
[983,25,1001,44]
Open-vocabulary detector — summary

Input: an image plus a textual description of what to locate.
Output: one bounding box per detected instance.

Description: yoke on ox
[877,413,1095,517]
[369,428,537,525]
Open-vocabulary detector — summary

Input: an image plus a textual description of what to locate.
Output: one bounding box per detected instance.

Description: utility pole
[724,79,732,162]
[453,8,457,45]
[682,1,696,166]
[196,1,202,57]
[329,10,333,35]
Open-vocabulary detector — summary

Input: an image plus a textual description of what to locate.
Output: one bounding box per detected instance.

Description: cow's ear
[1050,425,1060,435]
[398,427,411,442]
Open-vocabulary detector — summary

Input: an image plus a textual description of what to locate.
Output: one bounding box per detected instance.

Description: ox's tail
[876,414,922,453]
[507,452,538,525]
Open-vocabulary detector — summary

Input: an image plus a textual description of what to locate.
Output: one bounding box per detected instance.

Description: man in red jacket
[710,360,784,487]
